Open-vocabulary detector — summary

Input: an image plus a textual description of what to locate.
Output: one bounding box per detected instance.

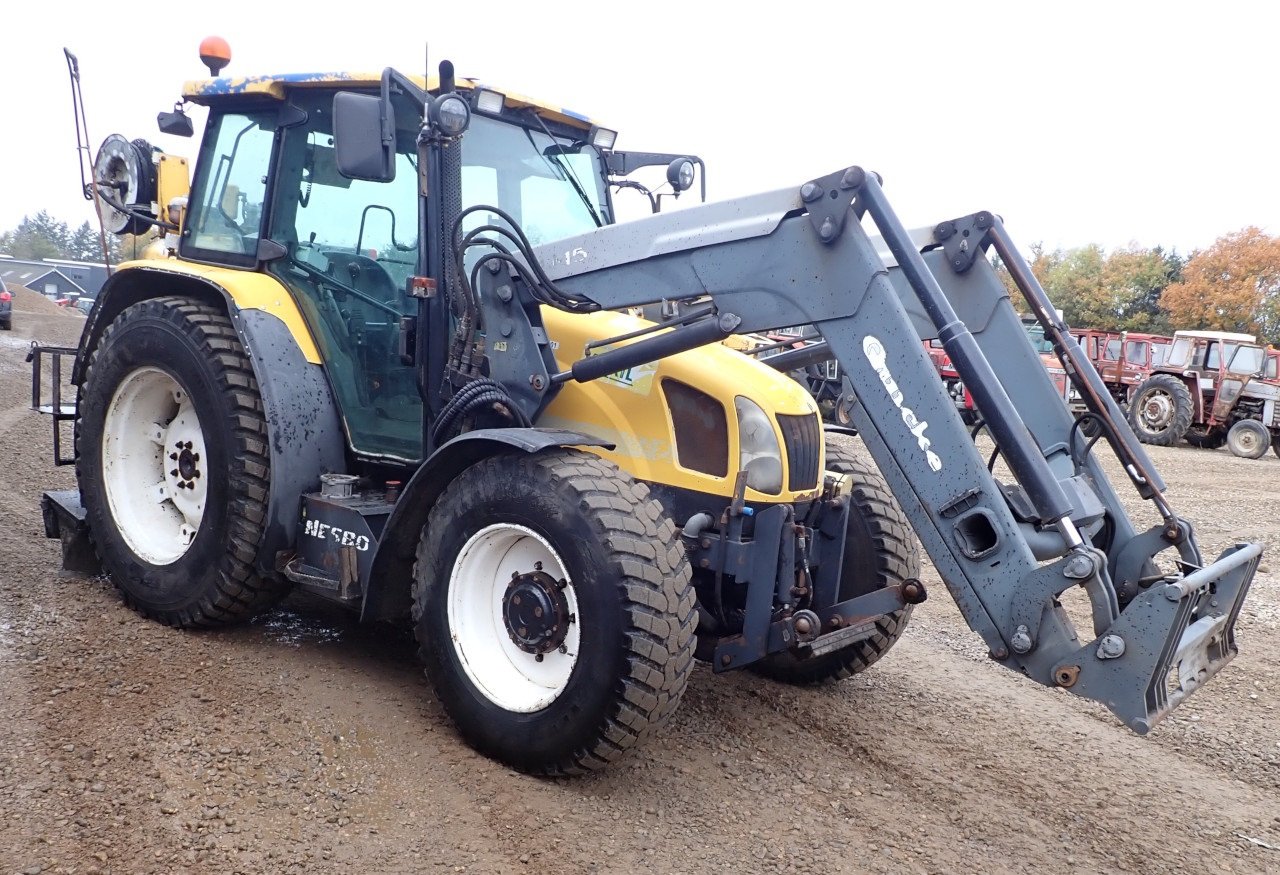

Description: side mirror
[666,157,695,193]
[157,106,194,137]
[333,91,396,182]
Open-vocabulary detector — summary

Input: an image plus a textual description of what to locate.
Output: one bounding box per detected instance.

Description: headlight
[667,157,696,192]
[735,397,783,494]
[430,93,471,136]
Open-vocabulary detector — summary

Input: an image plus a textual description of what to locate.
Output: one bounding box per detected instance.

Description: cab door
[266,89,426,463]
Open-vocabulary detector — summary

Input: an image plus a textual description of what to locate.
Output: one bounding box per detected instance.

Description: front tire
[1226,419,1270,459]
[77,297,284,626]
[413,450,696,775]
[751,433,919,685]
[1128,374,1193,446]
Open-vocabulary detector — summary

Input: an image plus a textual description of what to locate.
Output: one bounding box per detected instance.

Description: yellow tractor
[33,43,1259,775]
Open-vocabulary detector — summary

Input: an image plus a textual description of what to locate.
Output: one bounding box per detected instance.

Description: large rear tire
[77,297,285,626]
[412,449,696,775]
[1226,419,1270,460]
[751,433,918,685]
[1128,374,1193,446]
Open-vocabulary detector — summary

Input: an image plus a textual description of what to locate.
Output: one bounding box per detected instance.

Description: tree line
[4,210,1278,343]
[0,211,149,265]
[1016,227,1280,343]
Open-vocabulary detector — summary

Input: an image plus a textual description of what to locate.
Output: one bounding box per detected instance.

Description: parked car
[0,279,12,330]
[74,298,96,316]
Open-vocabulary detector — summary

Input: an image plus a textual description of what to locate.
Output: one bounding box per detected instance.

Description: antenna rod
[63,48,113,273]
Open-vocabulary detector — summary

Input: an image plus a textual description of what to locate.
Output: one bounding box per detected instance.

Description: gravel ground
[1,306,1278,874]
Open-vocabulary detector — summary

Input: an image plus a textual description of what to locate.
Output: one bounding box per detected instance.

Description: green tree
[2,211,71,260]
[1025,243,1179,333]
[1038,244,1106,328]
[67,221,105,261]
[1101,245,1180,332]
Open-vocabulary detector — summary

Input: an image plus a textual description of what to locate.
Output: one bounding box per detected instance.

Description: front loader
[31,47,1259,775]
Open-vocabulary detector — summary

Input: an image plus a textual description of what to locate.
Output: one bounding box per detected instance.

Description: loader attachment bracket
[1052,542,1259,734]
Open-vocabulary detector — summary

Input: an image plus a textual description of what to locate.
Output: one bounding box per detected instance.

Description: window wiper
[522,115,603,228]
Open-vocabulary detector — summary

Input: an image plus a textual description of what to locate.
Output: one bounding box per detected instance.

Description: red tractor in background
[1128,330,1280,458]
[933,319,1070,425]
[1070,329,1172,410]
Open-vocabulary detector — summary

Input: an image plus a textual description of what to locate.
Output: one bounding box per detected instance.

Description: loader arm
[481,167,1258,734]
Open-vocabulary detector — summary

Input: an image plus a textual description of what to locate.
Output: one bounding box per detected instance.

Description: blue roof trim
[188,72,367,97]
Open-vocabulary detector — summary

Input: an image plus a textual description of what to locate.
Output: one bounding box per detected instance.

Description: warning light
[199,36,232,76]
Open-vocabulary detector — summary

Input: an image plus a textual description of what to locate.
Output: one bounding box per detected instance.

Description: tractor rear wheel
[412,449,696,775]
[751,433,918,685]
[1226,419,1270,460]
[1128,374,1193,446]
[1184,426,1227,450]
[77,297,285,626]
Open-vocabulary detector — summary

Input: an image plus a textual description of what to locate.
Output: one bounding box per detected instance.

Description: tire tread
[78,296,285,627]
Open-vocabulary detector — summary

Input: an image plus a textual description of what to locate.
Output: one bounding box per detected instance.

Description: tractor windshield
[460,115,610,246]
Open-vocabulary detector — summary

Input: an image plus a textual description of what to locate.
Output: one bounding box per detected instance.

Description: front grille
[777,412,821,491]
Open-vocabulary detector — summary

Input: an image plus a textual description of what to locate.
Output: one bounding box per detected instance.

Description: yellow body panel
[539,309,823,503]
[115,260,321,364]
[154,153,190,225]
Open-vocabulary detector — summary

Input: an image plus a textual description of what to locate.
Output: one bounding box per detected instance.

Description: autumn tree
[1161,227,1280,342]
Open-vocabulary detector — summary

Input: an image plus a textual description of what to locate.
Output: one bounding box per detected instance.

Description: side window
[1204,342,1241,370]
[1125,342,1146,364]
[1267,355,1279,381]
[1103,339,1121,360]
[185,111,276,260]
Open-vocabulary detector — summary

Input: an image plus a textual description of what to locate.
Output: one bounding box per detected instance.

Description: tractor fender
[75,265,344,577]
[361,428,613,622]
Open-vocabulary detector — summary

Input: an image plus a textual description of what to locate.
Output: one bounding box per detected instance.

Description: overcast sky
[3,1,1276,257]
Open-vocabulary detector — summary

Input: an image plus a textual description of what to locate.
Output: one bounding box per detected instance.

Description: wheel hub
[503,570,570,654]
[1142,393,1172,428]
[174,442,201,484]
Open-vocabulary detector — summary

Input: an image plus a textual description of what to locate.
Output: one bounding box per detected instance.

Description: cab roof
[181,72,599,131]
[1173,329,1258,343]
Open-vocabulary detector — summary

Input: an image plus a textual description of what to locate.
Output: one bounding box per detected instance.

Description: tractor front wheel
[751,433,919,685]
[412,450,696,775]
[77,297,284,626]
[1226,419,1270,460]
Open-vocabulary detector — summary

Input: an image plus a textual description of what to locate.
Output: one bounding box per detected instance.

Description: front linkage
[499,166,1258,735]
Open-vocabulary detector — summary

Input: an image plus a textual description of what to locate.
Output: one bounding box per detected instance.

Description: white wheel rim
[447,524,580,713]
[101,366,209,565]
[1234,428,1261,454]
